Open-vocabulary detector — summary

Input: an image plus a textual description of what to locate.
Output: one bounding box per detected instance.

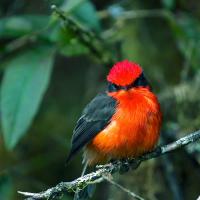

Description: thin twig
[99,9,171,20]
[180,40,195,82]
[161,155,183,200]
[116,9,170,20]
[18,129,200,200]
[0,35,38,61]
[103,176,144,200]
[0,20,51,61]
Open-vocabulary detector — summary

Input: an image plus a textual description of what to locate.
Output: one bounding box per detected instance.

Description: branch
[0,35,39,61]
[51,5,116,67]
[18,129,200,200]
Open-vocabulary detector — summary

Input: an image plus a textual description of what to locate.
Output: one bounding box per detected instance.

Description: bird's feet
[118,158,141,173]
[104,159,129,173]
[96,158,141,173]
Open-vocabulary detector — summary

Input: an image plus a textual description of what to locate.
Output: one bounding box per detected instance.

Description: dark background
[0,0,200,200]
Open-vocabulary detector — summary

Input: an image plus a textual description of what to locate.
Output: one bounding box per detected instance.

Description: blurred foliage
[0,15,49,38]
[0,0,200,200]
[0,174,14,200]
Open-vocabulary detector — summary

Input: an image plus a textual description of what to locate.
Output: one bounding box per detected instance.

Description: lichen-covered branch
[19,129,200,200]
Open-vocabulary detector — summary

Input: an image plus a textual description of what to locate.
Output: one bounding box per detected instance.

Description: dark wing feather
[66,92,116,163]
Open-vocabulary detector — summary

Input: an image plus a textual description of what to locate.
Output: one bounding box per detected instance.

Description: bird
[66,60,162,167]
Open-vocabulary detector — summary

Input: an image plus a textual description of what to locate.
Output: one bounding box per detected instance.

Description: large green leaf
[0,45,55,150]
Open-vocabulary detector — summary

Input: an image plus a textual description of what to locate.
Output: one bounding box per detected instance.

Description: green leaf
[73,1,101,32]
[50,26,89,56]
[0,15,49,38]
[61,0,85,12]
[162,0,175,10]
[0,45,55,150]
[61,0,101,32]
[59,40,89,56]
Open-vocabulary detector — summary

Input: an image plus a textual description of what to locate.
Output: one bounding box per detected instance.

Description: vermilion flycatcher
[67,60,162,166]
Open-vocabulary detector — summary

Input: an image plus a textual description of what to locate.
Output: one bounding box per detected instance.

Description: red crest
[107,60,143,86]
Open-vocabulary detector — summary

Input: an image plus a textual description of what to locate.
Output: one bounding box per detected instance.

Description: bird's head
[107,60,150,92]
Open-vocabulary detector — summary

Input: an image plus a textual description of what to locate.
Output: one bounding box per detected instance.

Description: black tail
[65,150,74,166]
[65,146,82,166]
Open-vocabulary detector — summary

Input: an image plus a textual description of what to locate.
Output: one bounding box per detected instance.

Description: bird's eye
[133,73,149,88]
[108,83,120,92]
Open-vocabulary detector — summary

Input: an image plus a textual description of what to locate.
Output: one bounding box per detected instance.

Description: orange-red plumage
[85,87,162,165]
